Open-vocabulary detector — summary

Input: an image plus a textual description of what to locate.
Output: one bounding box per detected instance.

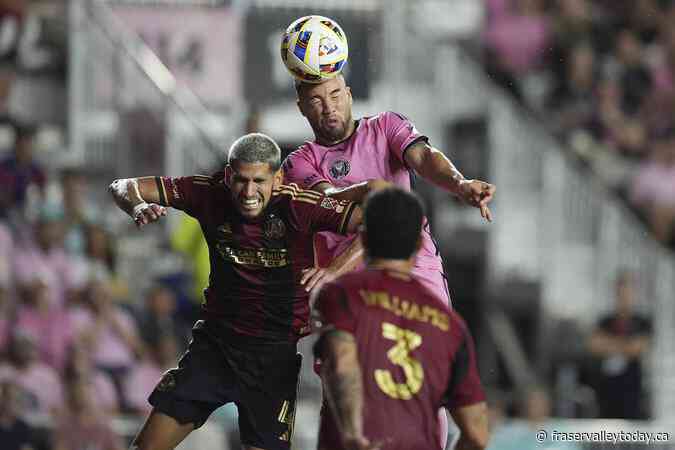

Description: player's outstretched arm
[404,141,496,222]
[451,402,489,450]
[301,181,390,294]
[323,179,394,203]
[108,177,167,228]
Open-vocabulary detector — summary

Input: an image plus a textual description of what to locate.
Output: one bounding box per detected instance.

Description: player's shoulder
[282,143,318,172]
[190,170,226,188]
[272,182,323,205]
[367,110,410,125]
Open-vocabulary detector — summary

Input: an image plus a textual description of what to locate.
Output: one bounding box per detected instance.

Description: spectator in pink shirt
[52,376,124,450]
[62,341,118,415]
[15,277,74,370]
[630,136,675,243]
[13,208,77,308]
[484,0,552,76]
[0,331,62,418]
[125,334,178,415]
[71,278,144,411]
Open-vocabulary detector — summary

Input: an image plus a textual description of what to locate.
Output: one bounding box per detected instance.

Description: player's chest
[205,212,296,268]
[316,143,402,187]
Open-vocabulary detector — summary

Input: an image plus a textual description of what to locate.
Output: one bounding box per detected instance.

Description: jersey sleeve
[156,174,218,219]
[283,147,331,189]
[443,316,486,409]
[283,185,356,234]
[313,281,358,359]
[379,111,428,165]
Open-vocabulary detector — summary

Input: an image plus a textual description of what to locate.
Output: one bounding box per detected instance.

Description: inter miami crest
[264,214,287,240]
[329,159,351,180]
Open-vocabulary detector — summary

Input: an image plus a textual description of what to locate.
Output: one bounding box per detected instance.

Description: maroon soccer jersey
[314,268,485,450]
[157,172,356,341]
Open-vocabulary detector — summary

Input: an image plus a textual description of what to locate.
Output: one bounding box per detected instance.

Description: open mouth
[240,198,261,211]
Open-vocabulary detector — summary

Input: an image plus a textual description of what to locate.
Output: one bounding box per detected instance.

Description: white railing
[68,0,234,177]
[437,45,675,422]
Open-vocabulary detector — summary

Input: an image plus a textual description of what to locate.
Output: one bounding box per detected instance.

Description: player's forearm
[325,179,393,203]
[108,177,161,217]
[417,148,467,195]
[325,364,365,440]
[327,237,364,277]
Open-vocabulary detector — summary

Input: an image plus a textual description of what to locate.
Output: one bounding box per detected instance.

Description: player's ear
[273,168,284,188]
[346,86,353,105]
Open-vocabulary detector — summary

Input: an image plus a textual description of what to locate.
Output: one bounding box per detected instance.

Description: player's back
[318,268,469,450]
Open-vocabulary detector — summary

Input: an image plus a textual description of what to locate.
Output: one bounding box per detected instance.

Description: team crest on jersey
[264,215,286,240]
[155,369,177,392]
[216,224,233,243]
[329,159,351,180]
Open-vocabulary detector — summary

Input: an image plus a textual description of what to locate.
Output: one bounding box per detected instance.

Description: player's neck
[368,258,414,276]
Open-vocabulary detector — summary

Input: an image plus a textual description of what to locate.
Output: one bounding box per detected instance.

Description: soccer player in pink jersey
[283,73,495,447]
[284,74,495,300]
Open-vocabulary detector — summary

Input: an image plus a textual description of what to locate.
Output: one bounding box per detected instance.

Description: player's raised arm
[403,140,496,222]
[108,176,167,228]
[323,179,394,203]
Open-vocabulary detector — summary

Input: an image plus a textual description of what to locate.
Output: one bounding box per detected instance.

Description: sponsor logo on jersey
[329,159,351,180]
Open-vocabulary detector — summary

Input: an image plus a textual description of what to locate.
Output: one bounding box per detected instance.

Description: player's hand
[459,180,496,222]
[132,202,167,228]
[301,266,337,294]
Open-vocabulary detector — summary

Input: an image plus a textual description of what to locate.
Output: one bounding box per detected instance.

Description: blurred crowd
[483,0,675,248]
[0,2,199,450]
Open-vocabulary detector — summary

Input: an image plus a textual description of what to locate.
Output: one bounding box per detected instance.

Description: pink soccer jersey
[283,111,450,304]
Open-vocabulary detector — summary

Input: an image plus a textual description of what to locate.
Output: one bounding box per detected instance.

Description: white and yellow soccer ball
[280,15,349,84]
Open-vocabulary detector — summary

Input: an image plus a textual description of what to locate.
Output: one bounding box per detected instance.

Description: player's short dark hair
[363,187,425,260]
[228,132,282,171]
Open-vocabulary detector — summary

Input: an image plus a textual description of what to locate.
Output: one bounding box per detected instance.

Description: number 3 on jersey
[374,322,424,400]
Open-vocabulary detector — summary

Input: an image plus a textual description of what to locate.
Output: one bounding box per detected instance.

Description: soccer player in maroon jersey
[109,133,378,450]
[313,187,489,450]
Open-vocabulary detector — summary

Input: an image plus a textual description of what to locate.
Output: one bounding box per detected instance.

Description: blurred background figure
[588,272,652,419]
[135,283,190,352]
[71,278,144,413]
[52,376,124,450]
[124,333,179,415]
[0,379,38,450]
[62,341,119,416]
[0,331,62,418]
[0,123,44,222]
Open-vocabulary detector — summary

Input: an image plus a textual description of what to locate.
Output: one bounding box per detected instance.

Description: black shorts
[149,320,301,450]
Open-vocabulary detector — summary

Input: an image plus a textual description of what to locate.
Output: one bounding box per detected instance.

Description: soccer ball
[280,15,349,84]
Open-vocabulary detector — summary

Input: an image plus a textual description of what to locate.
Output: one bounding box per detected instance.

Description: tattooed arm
[321,330,374,450]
